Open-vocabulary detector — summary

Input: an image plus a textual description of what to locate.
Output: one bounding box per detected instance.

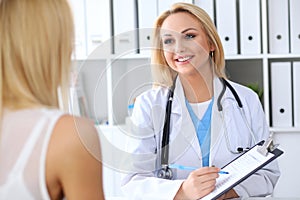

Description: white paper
[201,146,274,200]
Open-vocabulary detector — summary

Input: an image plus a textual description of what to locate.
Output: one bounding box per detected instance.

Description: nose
[175,39,186,53]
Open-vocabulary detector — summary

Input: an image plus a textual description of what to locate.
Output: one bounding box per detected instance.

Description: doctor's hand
[174,167,220,200]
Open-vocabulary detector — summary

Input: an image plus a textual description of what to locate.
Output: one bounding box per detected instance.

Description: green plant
[246,82,263,101]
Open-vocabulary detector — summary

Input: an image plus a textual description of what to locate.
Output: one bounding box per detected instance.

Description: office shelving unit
[73,0,300,131]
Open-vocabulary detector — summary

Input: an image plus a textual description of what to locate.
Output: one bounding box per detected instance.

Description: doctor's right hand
[174,167,220,200]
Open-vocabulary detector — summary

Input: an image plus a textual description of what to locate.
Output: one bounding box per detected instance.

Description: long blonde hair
[151,2,226,87]
[0,0,74,115]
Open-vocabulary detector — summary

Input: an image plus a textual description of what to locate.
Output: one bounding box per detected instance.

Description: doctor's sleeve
[120,94,184,199]
[234,94,280,197]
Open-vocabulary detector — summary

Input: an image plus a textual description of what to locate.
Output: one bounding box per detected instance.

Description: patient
[0,0,105,199]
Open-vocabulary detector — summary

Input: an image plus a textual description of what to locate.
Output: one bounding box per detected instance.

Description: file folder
[158,0,175,15]
[69,0,87,58]
[113,0,138,55]
[271,62,292,127]
[215,0,238,55]
[268,0,289,54]
[293,62,300,127]
[85,0,111,57]
[239,0,261,55]
[289,0,300,54]
[137,0,157,55]
[194,0,215,22]
[158,0,193,15]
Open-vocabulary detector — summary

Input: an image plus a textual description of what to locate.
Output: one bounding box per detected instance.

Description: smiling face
[160,12,215,78]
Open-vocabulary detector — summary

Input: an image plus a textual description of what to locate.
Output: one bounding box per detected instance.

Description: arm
[121,93,185,199]
[46,115,105,200]
[121,93,221,200]
[233,91,280,197]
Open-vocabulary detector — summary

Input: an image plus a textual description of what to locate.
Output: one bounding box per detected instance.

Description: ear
[210,44,215,52]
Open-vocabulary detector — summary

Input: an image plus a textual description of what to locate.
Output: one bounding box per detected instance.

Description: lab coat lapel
[170,78,202,161]
[210,77,226,164]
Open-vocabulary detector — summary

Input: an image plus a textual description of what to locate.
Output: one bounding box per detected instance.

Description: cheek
[163,51,173,65]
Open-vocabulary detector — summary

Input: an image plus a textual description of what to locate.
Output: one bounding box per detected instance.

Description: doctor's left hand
[174,167,220,200]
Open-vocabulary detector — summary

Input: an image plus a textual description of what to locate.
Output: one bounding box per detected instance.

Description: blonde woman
[0,0,104,199]
[122,3,280,199]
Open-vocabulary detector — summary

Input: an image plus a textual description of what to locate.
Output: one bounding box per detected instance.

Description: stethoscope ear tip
[236,147,250,153]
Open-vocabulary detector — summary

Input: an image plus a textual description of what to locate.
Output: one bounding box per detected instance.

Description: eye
[163,38,174,45]
[185,34,196,39]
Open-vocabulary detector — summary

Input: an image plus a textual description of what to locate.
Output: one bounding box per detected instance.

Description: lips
[176,55,193,62]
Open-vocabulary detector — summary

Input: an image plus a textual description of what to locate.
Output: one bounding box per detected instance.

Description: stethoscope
[157,77,257,179]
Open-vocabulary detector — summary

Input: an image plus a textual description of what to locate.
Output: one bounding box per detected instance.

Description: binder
[268,0,289,54]
[271,62,292,127]
[85,0,111,57]
[113,0,138,55]
[215,0,238,55]
[194,0,215,22]
[289,0,300,53]
[158,0,193,15]
[137,0,157,55]
[201,140,283,200]
[293,62,300,127]
[69,0,87,59]
[239,0,261,54]
[158,0,175,15]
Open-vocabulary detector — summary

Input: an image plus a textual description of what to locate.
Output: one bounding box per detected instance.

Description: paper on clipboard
[200,145,283,200]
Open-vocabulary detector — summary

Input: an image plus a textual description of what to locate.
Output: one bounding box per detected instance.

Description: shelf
[266,54,300,59]
[225,54,264,60]
[270,127,300,133]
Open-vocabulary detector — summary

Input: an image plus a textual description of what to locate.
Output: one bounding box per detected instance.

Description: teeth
[178,56,191,62]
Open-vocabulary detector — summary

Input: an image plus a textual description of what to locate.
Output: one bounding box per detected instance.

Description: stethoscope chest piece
[157,166,173,180]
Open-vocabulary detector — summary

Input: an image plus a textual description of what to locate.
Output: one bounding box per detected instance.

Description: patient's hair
[0,0,74,114]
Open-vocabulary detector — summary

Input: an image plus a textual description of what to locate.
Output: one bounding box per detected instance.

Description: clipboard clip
[257,132,279,156]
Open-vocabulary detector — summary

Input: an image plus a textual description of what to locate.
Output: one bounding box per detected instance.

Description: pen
[169,164,229,174]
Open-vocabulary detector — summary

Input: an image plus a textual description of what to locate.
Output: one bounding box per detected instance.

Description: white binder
[69,0,87,59]
[268,0,289,54]
[293,62,300,127]
[113,0,138,55]
[271,62,292,127]
[158,0,174,15]
[215,0,238,55]
[239,0,261,55]
[289,0,300,54]
[158,0,193,15]
[85,0,111,57]
[137,0,157,55]
[194,0,215,22]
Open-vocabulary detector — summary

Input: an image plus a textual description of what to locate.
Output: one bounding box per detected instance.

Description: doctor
[121,3,280,199]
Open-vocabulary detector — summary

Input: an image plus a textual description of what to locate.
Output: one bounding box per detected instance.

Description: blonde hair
[151,2,226,87]
[0,0,74,115]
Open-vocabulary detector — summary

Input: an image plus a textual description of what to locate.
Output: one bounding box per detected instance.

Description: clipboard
[201,135,284,200]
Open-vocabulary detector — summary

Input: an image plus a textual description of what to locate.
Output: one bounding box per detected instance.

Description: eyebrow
[181,28,198,33]
[161,27,198,37]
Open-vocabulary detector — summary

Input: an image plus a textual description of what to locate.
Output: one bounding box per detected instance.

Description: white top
[189,99,212,119]
[0,108,65,199]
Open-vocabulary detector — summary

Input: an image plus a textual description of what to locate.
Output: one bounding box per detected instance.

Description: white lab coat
[121,76,280,200]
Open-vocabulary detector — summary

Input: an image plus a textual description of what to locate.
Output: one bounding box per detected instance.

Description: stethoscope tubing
[159,77,257,179]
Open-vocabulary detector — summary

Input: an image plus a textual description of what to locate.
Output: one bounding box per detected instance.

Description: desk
[245,199,300,200]
[106,197,300,200]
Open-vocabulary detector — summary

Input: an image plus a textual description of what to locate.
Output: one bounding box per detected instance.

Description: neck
[180,71,213,103]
